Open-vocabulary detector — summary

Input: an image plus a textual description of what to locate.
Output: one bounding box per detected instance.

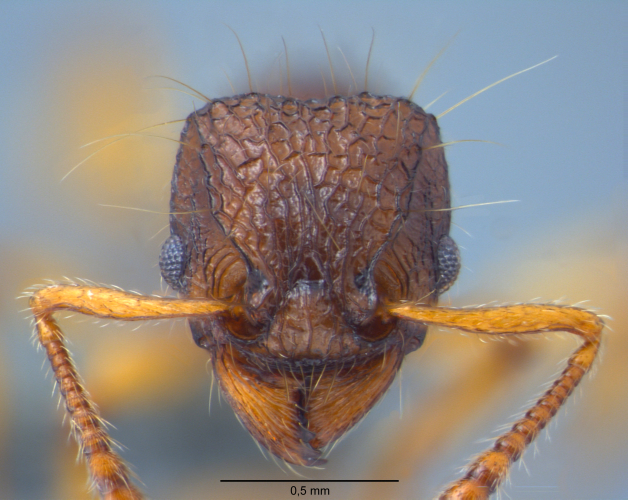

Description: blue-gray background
[1,1,625,499]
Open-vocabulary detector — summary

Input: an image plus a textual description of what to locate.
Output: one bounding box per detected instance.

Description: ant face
[29,67,606,497]
[160,92,457,465]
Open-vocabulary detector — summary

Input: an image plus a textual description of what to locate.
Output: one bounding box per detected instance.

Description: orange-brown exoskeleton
[30,90,603,499]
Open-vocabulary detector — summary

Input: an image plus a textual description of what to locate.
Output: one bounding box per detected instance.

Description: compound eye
[159,235,187,291]
[436,235,461,294]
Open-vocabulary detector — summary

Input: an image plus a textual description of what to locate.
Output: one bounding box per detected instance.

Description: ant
[28,33,603,500]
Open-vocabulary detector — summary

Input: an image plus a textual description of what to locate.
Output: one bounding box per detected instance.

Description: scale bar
[221,479,398,483]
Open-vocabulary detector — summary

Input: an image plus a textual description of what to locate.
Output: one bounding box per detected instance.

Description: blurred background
[1,1,625,499]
